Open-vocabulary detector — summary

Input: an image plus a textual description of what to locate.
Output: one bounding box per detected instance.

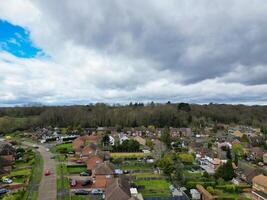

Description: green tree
[102,134,110,146]
[160,128,171,148]
[145,139,154,150]
[172,160,185,186]
[158,154,174,175]
[177,153,194,164]
[232,144,244,157]
[215,160,235,181]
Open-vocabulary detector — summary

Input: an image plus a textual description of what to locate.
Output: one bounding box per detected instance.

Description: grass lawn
[184,171,204,180]
[56,143,73,152]
[218,193,242,199]
[120,164,152,170]
[12,176,26,183]
[133,172,161,178]
[111,152,146,158]
[67,165,87,174]
[10,168,32,177]
[133,179,171,197]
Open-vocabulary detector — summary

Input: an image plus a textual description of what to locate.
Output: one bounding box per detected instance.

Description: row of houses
[0,140,16,175]
[71,134,142,200]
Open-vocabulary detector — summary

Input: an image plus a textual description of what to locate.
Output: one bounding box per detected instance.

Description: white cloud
[1,0,267,105]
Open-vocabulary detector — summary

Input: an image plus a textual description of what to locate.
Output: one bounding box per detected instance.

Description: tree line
[1,103,267,134]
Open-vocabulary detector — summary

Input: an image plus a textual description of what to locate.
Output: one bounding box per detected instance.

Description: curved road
[23,142,57,200]
[37,145,57,200]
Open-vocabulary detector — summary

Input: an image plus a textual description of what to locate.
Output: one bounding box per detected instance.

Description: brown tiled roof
[105,177,131,200]
[81,145,95,156]
[94,175,112,188]
[87,156,103,170]
[253,174,267,188]
[0,141,15,155]
[94,161,114,175]
[73,134,98,152]
[232,130,243,138]
[72,138,84,152]
[1,155,15,162]
[81,134,98,142]
[239,162,262,182]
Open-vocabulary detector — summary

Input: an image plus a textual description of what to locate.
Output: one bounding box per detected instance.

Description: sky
[1,0,267,106]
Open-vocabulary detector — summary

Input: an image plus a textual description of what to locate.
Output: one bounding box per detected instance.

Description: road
[23,142,57,200]
[37,144,57,200]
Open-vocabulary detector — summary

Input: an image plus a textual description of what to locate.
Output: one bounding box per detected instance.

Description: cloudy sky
[1,0,267,106]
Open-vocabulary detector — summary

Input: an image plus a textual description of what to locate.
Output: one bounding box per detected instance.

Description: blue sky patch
[0,19,43,58]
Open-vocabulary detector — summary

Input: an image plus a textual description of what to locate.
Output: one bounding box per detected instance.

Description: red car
[70,179,77,187]
[44,169,51,176]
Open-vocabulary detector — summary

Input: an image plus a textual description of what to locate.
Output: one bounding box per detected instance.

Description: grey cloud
[32,0,267,85]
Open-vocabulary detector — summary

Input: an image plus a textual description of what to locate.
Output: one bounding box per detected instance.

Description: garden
[114,158,171,198]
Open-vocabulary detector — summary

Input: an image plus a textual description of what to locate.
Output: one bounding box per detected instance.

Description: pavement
[37,145,57,200]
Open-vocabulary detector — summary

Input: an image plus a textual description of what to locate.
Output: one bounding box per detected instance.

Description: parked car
[2,177,12,184]
[123,170,130,174]
[76,159,83,164]
[82,180,92,186]
[75,189,90,195]
[44,169,51,176]
[0,188,10,195]
[91,189,103,195]
[70,179,77,187]
[80,171,91,176]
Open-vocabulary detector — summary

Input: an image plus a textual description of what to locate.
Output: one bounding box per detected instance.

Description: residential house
[250,147,265,161]
[180,128,192,137]
[105,177,138,200]
[237,162,262,183]
[231,130,243,138]
[72,134,98,155]
[0,141,16,174]
[109,135,115,146]
[170,128,180,138]
[252,174,267,200]
[93,161,114,189]
[119,134,129,144]
[72,138,85,155]
[81,143,97,158]
[86,155,103,171]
